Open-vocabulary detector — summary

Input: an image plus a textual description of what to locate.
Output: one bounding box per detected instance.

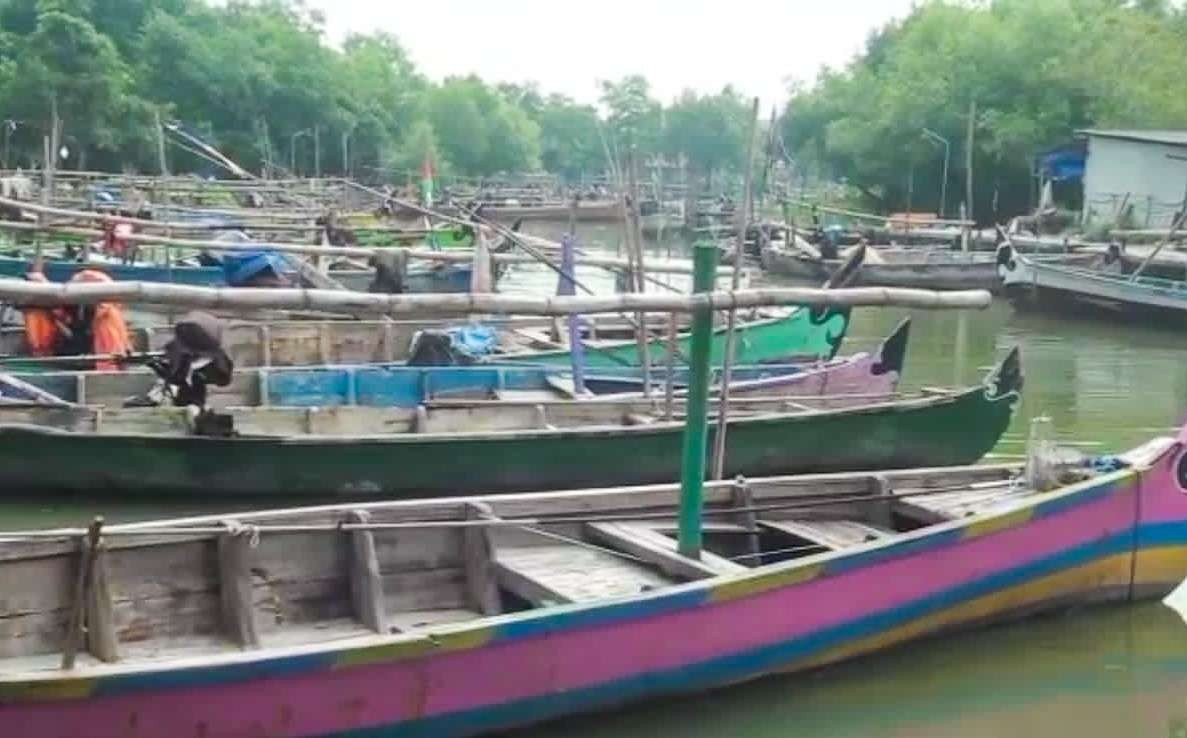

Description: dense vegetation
[0,0,1184,220]
[0,0,752,185]
[782,0,1187,219]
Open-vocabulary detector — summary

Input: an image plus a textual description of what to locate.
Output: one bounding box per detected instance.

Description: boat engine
[126,311,235,436]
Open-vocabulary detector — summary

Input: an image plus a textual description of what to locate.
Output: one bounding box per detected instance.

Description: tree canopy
[782,0,1187,221]
[0,0,758,186]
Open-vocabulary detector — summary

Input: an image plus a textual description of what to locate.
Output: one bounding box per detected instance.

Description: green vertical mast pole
[678,241,719,560]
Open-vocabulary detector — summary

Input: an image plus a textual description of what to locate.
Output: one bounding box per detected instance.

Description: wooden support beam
[463,503,502,615]
[730,477,761,561]
[585,522,745,580]
[85,538,119,663]
[61,518,103,670]
[0,279,994,318]
[218,522,261,649]
[346,510,388,634]
[868,474,894,529]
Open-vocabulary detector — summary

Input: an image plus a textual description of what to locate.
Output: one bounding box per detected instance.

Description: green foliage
[664,87,750,177]
[784,0,1187,219]
[0,0,758,183]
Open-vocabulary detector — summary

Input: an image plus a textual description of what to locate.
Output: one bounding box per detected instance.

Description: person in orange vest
[21,270,62,356]
[67,269,132,370]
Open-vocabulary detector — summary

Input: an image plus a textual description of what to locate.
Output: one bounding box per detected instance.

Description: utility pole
[965,99,976,224]
[922,128,950,218]
[313,125,321,179]
[154,109,169,177]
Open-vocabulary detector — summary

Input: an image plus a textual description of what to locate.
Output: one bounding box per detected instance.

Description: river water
[6,225,1187,736]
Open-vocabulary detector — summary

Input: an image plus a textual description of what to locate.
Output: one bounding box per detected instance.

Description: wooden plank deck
[495,544,675,605]
[759,519,892,550]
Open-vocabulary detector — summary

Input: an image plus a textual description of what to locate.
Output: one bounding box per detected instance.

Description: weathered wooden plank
[758,519,890,550]
[495,544,673,604]
[218,523,260,648]
[585,522,746,579]
[868,474,894,529]
[731,477,761,560]
[84,540,119,663]
[463,503,501,615]
[347,510,388,634]
[61,519,103,670]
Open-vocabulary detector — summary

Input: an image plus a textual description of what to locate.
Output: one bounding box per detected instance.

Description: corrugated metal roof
[1077,129,1187,147]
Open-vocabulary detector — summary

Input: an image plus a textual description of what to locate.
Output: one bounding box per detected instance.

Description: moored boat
[4,318,910,410]
[0,345,1018,497]
[0,419,1183,737]
[763,244,1097,292]
[1,300,854,372]
[997,241,1187,324]
[0,252,475,294]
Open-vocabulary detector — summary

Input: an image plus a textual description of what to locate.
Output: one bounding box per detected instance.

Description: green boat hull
[526,306,851,368]
[0,352,1019,498]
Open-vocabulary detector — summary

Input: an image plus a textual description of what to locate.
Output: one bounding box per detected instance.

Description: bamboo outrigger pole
[0,218,720,277]
[711,97,761,480]
[0,279,992,316]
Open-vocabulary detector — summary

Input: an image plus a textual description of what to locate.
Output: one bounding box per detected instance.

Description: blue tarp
[222,250,291,286]
[1036,145,1086,182]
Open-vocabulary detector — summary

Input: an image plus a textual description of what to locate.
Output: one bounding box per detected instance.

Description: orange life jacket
[21,271,59,356]
[69,270,131,370]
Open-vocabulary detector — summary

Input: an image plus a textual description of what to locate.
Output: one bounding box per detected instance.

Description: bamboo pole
[788,200,974,227]
[627,149,652,397]
[0,279,992,316]
[1129,209,1187,281]
[712,98,761,480]
[0,218,720,276]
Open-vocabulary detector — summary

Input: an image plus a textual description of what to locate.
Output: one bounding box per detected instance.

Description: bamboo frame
[0,280,992,315]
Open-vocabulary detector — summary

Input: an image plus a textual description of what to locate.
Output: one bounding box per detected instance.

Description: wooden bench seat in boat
[757,518,892,550]
[495,544,675,605]
[585,522,747,579]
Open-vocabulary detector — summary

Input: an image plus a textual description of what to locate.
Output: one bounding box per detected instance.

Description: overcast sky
[306,0,918,109]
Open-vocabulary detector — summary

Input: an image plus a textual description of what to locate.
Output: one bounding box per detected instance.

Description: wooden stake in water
[711,97,761,480]
[678,243,720,560]
[558,233,587,394]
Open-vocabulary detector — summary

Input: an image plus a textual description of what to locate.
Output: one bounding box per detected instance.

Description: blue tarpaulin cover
[222,250,291,286]
[1037,144,1086,181]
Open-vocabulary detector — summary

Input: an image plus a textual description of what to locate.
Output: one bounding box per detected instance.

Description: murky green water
[6,225,1187,735]
[522,603,1187,738]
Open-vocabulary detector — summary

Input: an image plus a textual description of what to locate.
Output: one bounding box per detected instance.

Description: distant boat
[763,244,1097,292]
[0,252,474,293]
[0,414,1182,738]
[997,241,1187,323]
[0,346,1018,498]
[5,319,911,410]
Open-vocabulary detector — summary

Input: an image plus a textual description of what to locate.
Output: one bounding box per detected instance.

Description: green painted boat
[0,348,1019,498]
[518,306,852,368]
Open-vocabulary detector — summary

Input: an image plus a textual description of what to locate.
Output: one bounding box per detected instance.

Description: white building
[1079,129,1187,228]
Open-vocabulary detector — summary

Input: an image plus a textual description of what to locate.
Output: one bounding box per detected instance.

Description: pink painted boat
[3,424,1186,737]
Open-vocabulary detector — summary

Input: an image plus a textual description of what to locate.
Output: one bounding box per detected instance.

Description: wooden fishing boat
[0,299,853,372]
[509,305,852,368]
[6,319,911,410]
[1,419,1183,737]
[0,252,475,294]
[762,245,1097,292]
[0,346,1017,498]
[997,242,1187,324]
[429,199,622,222]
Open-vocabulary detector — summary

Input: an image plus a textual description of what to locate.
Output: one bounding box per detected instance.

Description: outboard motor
[127,311,235,436]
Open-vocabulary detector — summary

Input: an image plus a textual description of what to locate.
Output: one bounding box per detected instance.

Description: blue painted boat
[0,253,474,293]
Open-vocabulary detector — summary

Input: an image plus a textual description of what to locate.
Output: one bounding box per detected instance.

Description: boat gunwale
[0,377,1010,444]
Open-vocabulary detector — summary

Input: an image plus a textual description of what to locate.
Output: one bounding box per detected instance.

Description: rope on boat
[0,478,1026,543]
